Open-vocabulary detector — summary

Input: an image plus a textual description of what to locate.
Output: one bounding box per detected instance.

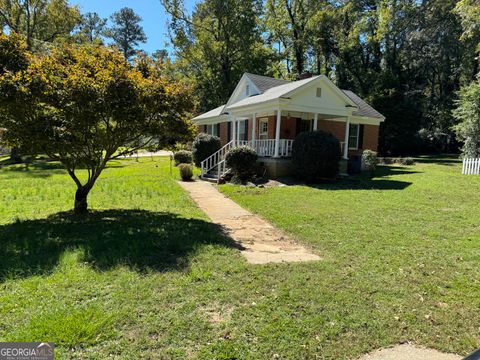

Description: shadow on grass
[309,178,412,191]
[415,155,461,166]
[276,166,415,190]
[374,165,421,177]
[0,209,236,281]
[0,159,131,178]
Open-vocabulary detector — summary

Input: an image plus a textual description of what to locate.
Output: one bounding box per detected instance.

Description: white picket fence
[462,158,480,175]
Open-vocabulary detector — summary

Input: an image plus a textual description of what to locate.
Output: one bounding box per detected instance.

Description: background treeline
[162,0,480,155]
[1,0,479,156]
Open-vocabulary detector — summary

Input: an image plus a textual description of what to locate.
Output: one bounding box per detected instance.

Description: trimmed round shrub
[192,133,222,167]
[178,163,193,181]
[225,146,258,184]
[362,150,378,176]
[173,150,192,166]
[292,130,341,181]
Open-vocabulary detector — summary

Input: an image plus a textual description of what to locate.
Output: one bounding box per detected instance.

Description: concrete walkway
[357,344,461,360]
[179,180,321,264]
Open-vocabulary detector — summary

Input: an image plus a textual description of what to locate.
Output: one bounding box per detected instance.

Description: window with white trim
[206,124,219,137]
[348,123,360,149]
[259,118,268,139]
[246,85,250,96]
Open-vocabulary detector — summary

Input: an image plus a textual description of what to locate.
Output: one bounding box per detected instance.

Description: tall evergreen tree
[108,7,147,60]
[77,12,107,44]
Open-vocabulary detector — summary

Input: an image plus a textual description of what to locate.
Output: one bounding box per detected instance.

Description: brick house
[192,73,385,178]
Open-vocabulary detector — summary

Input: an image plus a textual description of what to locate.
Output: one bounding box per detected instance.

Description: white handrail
[200,140,235,176]
[217,159,227,180]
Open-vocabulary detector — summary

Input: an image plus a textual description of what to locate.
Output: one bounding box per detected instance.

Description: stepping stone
[357,344,461,360]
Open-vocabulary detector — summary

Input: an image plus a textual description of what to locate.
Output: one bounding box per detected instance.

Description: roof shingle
[245,73,291,93]
[192,104,226,121]
[341,90,384,119]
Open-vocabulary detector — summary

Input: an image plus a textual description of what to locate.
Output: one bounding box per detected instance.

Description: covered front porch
[229,108,350,159]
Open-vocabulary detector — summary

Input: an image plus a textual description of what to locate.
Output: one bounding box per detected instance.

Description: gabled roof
[228,76,323,110]
[192,104,226,121]
[192,73,385,122]
[342,90,384,120]
[244,73,290,93]
[227,75,360,111]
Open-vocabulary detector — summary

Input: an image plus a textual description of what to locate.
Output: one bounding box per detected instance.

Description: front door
[259,118,269,139]
[298,119,313,135]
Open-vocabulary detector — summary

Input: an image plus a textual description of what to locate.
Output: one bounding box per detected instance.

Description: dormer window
[316,88,322,97]
[246,85,250,96]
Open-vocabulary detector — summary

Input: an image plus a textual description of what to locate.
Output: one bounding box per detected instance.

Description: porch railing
[237,139,294,157]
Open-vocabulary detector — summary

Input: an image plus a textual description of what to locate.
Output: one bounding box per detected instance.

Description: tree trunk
[9,147,22,164]
[74,187,91,214]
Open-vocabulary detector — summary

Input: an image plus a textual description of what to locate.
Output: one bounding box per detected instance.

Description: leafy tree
[0,31,29,163]
[0,35,193,213]
[162,0,276,112]
[108,7,147,60]
[455,0,480,78]
[453,80,480,158]
[0,0,80,162]
[76,12,107,44]
[0,31,29,72]
[0,31,30,163]
[265,0,315,77]
[453,0,480,158]
[0,0,81,49]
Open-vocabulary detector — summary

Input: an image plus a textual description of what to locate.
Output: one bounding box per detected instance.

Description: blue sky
[70,0,197,54]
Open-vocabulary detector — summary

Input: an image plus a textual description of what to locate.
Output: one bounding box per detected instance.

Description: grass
[0,156,479,359]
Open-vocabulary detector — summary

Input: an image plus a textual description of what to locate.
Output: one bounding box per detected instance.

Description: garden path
[179,180,321,264]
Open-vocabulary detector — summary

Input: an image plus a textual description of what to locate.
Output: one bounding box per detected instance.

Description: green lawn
[1,156,479,359]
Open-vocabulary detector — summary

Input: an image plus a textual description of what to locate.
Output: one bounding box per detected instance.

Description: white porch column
[274,108,282,157]
[232,116,237,145]
[252,113,257,147]
[236,119,240,142]
[313,113,318,131]
[343,116,351,159]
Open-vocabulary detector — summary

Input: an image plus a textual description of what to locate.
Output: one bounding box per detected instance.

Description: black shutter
[228,122,231,141]
[359,124,365,149]
[296,118,301,136]
[217,123,221,138]
[244,120,249,140]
